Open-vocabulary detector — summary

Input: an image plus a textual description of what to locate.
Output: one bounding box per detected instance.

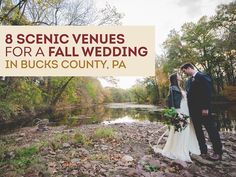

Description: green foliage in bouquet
[161,108,189,132]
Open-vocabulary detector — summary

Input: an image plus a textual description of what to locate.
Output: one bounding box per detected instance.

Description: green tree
[160,1,235,96]
[0,0,124,121]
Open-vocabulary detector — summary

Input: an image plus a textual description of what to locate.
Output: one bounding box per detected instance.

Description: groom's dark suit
[187,72,222,155]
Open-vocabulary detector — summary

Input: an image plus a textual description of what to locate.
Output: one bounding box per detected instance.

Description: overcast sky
[97,0,233,89]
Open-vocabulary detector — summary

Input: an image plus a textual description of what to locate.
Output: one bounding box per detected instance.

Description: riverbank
[0,122,235,177]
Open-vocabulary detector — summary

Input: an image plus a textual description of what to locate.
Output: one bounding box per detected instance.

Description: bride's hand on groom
[202,109,209,117]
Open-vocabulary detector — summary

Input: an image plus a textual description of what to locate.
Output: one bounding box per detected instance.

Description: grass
[93,128,115,139]
[47,133,71,150]
[0,145,39,172]
[67,116,80,127]
[12,146,39,167]
[73,132,92,146]
[54,133,70,142]
[0,126,116,176]
[0,145,47,176]
[0,138,17,156]
[0,140,8,158]
[90,153,109,162]
[144,163,160,172]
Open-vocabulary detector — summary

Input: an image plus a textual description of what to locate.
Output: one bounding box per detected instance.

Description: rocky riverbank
[0,122,235,177]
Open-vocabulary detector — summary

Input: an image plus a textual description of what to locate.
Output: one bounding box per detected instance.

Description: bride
[158,73,200,162]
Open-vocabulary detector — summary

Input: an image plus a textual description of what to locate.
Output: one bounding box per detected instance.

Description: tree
[0,0,29,25]
[142,77,159,105]
[130,84,148,104]
[161,1,236,96]
[0,0,124,120]
[0,0,123,26]
[24,0,123,26]
[213,1,236,34]
[212,1,236,86]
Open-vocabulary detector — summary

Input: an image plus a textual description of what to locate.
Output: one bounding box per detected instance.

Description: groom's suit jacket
[187,72,212,114]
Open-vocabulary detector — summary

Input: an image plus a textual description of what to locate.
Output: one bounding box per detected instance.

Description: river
[52,103,236,133]
[0,102,235,134]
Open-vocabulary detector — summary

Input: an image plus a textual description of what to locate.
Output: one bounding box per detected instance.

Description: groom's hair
[180,63,194,70]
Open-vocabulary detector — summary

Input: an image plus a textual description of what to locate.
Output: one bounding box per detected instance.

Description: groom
[181,63,223,161]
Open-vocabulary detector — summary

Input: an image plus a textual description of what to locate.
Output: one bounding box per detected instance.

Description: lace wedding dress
[154,91,200,162]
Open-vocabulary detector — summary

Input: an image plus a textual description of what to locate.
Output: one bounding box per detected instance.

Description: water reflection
[51,103,236,133]
[212,103,236,133]
[102,116,142,125]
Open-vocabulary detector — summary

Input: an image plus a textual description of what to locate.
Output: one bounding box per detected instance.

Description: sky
[97,0,233,89]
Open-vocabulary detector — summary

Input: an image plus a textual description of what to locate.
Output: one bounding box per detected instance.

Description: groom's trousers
[191,112,223,155]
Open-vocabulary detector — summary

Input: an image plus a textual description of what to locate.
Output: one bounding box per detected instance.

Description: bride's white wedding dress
[160,91,200,162]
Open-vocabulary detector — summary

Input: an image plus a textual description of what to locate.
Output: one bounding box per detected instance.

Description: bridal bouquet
[161,108,189,132]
